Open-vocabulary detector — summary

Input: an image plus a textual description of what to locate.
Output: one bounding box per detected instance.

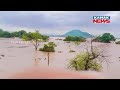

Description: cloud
[105,11,120,22]
[0,11,119,37]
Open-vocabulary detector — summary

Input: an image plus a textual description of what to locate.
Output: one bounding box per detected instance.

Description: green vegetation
[0,29,27,38]
[39,42,56,52]
[41,35,49,42]
[22,31,49,51]
[68,34,109,72]
[0,29,12,38]
[39,42,57,66]
[39,44,55,52]
[100,33,115,43]
[92,33,116,43]
[0,29,49,42]
[64,36,86,42]
[68,52,102,72]
[48,42,57,47]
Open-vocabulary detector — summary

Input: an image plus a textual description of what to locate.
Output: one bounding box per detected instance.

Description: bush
[100,33,116,43]
[68,52,102,72]
[92,33,116,43]
[64,36,86,42]
[39,42,56,52]
[116,41,120,44]
[48,42,57,47]
[41,35,49,42]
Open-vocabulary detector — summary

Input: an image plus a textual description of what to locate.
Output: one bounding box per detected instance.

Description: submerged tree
[39,42,57,66]
[92,33,116,43]
[68,36,110,72]
[100,33,116,43]
[68,52,102,71]
[22,31,48,51]
[22,31,49,64]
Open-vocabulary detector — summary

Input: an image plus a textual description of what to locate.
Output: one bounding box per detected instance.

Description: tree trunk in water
[35,46,37,51]
[48,52,50,66]
[85,53,90,71]
[35,40,38,51]
[74,61,78,70]
[85,60,89,70]
[34,48,39,65]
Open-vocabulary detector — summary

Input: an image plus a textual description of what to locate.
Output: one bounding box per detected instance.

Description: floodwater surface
[0,37,120,79]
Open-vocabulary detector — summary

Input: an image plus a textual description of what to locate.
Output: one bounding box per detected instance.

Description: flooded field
[0,37,120,79]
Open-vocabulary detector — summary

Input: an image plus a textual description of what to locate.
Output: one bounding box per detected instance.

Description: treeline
[63,33,116,43]
[0,29,27,38]
[0,29,49,40]
[63,36,86,42]
[22,31,49,41]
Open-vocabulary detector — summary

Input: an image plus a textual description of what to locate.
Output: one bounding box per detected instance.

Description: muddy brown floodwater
[0,37,120,79]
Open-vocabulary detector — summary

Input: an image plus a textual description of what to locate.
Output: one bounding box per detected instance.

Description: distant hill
[64,29,93,38]
[43,29,93,38]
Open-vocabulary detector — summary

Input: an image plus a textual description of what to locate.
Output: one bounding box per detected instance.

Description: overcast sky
[0,11,120,37]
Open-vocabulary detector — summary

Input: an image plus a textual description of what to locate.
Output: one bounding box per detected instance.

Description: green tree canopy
[22,31,49,51]
[18,30,27,38]
[100,33,116,43]
[39,42,56,52]
[92,33,116,43]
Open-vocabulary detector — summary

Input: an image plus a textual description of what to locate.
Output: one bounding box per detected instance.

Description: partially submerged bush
[39,44,55,52]
[48,42,57,47]
[41,35,49,42]
[39,42,56,52]
[100,33,116,43]
[68,52,102,72]
[92,33,116,43]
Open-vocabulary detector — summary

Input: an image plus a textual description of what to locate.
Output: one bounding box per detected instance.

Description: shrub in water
[39,42,56,52]
[68,52,102,72]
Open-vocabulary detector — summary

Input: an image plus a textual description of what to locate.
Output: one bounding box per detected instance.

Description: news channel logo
[93,16,110,23]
